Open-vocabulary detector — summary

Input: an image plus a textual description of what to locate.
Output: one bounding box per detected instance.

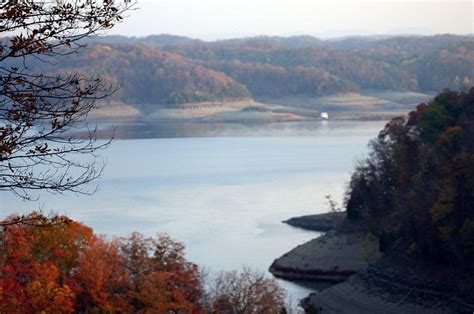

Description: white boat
[321,112,329,120]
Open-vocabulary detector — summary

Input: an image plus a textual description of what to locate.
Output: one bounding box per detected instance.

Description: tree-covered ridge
[345,88,474,269]
[164,37,473,96]
[86,33,472,52]
[412,41,474,91]
[10,34,473,105]
[43,44,251,105]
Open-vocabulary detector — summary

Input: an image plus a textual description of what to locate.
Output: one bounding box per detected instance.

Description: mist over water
[0,120,386,302]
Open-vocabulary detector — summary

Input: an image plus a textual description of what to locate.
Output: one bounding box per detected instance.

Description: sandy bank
[91,90,430,124]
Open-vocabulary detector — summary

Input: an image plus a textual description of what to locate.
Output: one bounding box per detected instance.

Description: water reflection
[95,120,386,139]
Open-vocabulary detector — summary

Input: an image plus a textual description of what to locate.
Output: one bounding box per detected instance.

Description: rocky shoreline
[300,263,474,313]
[271,212,474,313]
[270,231,379,282]
[271,212,378,284]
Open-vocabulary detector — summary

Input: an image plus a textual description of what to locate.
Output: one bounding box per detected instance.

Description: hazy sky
[108,0,474,39]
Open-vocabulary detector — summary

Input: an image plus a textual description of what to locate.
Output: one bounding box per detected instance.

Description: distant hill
[40,44,250,105]
[11,34,474,106]
[82,34,203,47]
[324,34,473,54]
[163,35,473,96]
[209,35,324,49]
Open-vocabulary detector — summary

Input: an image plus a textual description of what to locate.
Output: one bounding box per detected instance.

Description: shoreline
[89,89,433,125]
[272,212,474,313]
[269,216,380,283]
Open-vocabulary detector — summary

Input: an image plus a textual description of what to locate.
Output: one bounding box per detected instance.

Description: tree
[117,232,204,312]
[206,268,287,314]
[0,0,134,201]
[0,213,205,312]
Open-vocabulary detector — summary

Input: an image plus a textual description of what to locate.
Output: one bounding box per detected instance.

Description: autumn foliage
[0,213,288,313]
[0,213,203,313]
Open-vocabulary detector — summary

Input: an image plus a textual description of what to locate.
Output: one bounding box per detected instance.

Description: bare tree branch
[0,0,135,203]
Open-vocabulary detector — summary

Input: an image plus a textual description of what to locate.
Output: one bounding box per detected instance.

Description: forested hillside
[164,35,473,97]
[10,34,473,105]
[33,44,250,105]
[345,88,474,272]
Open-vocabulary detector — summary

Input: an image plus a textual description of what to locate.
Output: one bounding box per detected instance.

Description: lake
[0,120,386,304]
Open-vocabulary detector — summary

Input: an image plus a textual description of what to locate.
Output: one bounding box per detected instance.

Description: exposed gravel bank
[301,265,474,313]
[269,230,380,282]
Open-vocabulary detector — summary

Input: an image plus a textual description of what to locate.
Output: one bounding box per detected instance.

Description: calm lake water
[0,120,386,304]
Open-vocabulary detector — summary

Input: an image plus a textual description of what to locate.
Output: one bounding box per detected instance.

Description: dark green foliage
[345,88,474,268]
[345,177,365,221]
[379,231,396,253]
[305,304,321,314]
[417,103,451,142]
